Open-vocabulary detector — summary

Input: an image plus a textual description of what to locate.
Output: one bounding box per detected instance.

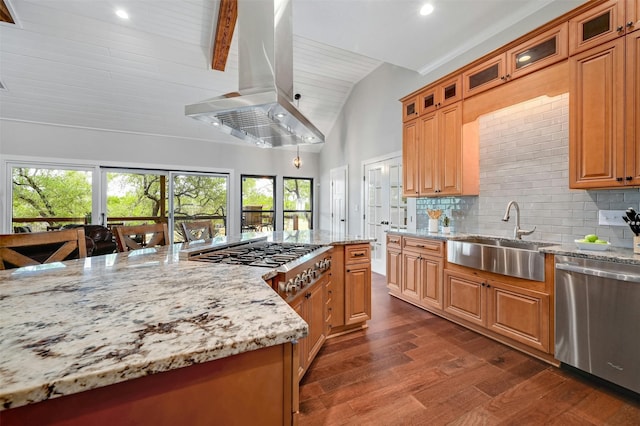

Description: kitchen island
[0,230,371,425]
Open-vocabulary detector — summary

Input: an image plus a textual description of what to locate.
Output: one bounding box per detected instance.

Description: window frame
[282,176,314,231]
[240,174,276,232]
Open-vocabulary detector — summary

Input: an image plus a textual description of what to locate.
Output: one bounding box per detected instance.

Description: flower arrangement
[427,209,442,220]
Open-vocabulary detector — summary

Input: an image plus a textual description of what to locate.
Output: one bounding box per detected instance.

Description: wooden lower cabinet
[387,235,554,362]
[345,262,372,325]
[1,343,297,426]
[444,269,550,353]
[397,237,445,311]
[291,276,327,380]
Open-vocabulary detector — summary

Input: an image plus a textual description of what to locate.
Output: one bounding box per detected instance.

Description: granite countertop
[387,229,640,266]
[0,231,372,411]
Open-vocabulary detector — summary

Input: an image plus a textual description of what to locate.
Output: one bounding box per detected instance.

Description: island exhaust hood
[185,0,324,147]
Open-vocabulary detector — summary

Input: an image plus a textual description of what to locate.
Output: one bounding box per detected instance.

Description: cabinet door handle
[617,25,624,32]
[627,21,634,29]
[616,177,624,182]
[626,176,633,181]
[353,252,365,257]
[416,244,425,248]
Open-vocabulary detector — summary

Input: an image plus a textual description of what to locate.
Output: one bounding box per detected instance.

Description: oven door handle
[556,263,640,283]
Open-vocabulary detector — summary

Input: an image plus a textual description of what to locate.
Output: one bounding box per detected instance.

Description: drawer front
[386,234,402,248]
[345,244,371,263]
[403,237,444,256]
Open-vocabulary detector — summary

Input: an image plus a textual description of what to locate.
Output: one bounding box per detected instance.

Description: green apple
[585,234,598,243]
[595,239,608,244]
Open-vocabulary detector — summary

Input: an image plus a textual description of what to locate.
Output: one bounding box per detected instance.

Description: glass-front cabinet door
[569,0,626,55]
[507,23,568,79]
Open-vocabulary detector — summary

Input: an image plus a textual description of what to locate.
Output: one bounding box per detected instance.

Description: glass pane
[443,84,457,100]
[516,37,557,69]
[106,171,168,228]
[406,102,416,116]
[242,175,275,231]
[423,94,435,109]
[172,174,228,242]
[582,11,611,42]
[12,166,92,232]
[283,212,311,231]
[469,64,499,90]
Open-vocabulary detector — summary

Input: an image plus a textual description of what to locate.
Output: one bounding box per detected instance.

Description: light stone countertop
[387,229,640,266]
[0,230,373,411]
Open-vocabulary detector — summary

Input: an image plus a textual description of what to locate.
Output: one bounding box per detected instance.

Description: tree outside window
[283,177,312,231]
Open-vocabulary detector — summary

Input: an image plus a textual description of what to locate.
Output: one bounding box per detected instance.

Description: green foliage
[242,176,274,210]
[283,178,311,211]
[12,168,92,221]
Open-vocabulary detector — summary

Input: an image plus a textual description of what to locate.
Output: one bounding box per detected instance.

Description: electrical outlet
[598,210,627,226]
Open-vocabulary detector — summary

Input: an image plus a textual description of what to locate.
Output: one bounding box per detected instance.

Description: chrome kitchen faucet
[502,201,536,240]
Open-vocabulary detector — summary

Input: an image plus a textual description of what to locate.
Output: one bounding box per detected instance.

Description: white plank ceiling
[0,0,587,151]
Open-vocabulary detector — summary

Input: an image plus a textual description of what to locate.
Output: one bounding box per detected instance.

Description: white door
[363,156,406,275]
[330,166,347,235]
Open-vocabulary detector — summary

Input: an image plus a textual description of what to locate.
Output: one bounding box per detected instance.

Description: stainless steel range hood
[185,0,324,147]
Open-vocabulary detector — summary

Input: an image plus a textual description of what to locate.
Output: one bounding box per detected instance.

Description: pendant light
[293,145,301,169]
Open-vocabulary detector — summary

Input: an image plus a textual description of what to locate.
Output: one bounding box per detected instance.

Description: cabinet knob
[616,177,624,182]
[617,25,624,32]
[626,176,633,181]
[627,21,635,28]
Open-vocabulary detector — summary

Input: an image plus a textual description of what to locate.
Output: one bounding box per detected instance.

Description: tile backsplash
[416,94,640,248]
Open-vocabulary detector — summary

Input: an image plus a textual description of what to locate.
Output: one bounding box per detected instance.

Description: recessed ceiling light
[518,54,532,63]
[275,113,285,118]
[420,4,434,16]
[115,9,129,20]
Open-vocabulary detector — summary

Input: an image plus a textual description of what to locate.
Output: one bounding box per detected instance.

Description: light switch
[598,210,627,226]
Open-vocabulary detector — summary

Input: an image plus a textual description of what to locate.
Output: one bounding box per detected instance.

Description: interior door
[364,162,388,274]
[330,166,347,235]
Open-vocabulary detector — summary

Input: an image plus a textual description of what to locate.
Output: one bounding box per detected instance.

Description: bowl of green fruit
[575,234,611,251]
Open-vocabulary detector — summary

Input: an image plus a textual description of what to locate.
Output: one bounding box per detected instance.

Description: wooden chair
[113,223,170,252]
[0,228,87,270]
[180,221,214,242]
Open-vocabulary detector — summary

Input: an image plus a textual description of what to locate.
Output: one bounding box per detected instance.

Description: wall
[0,120,320,234]
[416,94,640,248]
[318,63,430,233]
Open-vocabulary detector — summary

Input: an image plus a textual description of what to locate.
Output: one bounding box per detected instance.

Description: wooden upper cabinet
[629,0,640,32]
[419,75,462,115]
[569,37,626,188]
[507,23,569,80]
[626,31,640,182]
[438,103,463,195]
[402,120,419,196]
[418,112,438,195]
[464,23,568,98]
[402,95,419,122]
[569,0,626,55]
[462,54,507,98]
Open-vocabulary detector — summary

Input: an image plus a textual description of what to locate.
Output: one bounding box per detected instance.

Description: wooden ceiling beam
[0,0,15,24]
[212,0,237,71]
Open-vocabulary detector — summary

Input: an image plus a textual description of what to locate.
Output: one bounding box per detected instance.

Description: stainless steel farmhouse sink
[447,236,555,282]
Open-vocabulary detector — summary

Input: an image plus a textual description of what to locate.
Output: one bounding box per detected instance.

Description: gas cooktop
[190,241,324,268]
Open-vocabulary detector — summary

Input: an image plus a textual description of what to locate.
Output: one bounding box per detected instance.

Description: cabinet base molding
[327,322,368,338]
[388,290,559,367]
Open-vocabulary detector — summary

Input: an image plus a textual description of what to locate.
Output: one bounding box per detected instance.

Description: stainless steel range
[189,240,332,298]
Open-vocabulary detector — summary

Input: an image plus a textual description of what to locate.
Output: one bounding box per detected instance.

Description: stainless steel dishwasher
[555,255,640,394]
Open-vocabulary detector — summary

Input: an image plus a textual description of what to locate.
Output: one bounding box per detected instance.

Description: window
[11,165,94,232]
[172,173,229,241]
[241,175,275,232]
[283,177,313,231]
[104,169,169,229]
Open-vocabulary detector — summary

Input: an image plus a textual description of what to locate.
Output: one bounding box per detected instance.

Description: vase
[428,219,438,233]
[442,226,451,234]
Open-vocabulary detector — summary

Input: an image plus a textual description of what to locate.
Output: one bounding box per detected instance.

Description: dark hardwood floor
[298,273,640,425]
